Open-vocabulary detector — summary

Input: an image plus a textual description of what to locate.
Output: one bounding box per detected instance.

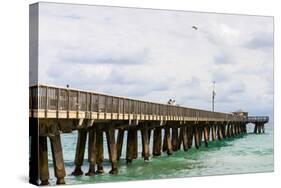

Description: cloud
[58,47,150,65]
[244,32,273,49]
[36,2,274,120]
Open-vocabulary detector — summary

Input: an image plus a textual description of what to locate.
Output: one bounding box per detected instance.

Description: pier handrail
[247,116,269,123]
[29,84,247,122]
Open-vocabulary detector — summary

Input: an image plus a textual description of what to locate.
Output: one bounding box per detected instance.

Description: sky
[32,2,274,120]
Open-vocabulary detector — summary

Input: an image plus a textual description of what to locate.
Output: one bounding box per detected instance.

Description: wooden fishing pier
[29,84,269,185]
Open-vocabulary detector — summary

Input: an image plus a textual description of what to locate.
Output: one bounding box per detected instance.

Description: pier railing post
[49,134,66,185]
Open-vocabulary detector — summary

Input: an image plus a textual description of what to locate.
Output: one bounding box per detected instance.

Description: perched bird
[66,84,69,88]
[192,26,198,30]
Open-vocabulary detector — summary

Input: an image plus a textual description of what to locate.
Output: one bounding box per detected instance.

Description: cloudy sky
[34,2,273,119]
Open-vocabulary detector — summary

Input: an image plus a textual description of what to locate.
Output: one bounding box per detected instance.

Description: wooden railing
[29,84,246,122]
[247,116,269,123]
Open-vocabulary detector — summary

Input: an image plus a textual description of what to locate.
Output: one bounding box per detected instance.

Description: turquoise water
[47,123,273,185]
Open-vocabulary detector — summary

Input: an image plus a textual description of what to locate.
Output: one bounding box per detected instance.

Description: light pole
[212,81,216,112]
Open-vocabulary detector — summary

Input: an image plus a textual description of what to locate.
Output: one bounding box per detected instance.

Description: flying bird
[192,26,198,30]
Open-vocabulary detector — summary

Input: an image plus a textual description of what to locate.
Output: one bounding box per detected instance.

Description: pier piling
[187,126,193,149]
[141,126,150,161]
[194,126,200,149]
[106,128,118,174]
[39,136,49,185]
[72,129,87,176]
[153,127,162,156]
[203,125,210,147]
[49,134,66,185]
[86,129,97,176]
[116,129,125,161]
[182,126,189,151]
[164,127,173,155]
[96,130,104,174]
[172,127,179,151]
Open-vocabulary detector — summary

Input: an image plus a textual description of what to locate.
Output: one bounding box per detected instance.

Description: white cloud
[35,2,274,119]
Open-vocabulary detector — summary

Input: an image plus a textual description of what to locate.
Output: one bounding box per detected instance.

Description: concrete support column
[262,124,265,133]
[86,129,96,176]
[227,124,232,137]
[106,128,118,174]
[217,125,223,141]
[211,125,217,141]
[153,127,162,156]
[222,125,227,138]
[243,124,247,134]
[164,127,173,155]
[49,134,66,185]
[203,125,210,147]
[116,129,125,161]
[178,127,184,150]
[29,118,39,185]
[257,124,262,134]
[194,126,200,149]
[198,126,203,147]
[133,129,138,159]
[126,129,135,163]
[96,130,104,173]
[72,129,87,176]
[39,136,49,185]
[141,127,150,161]
[172,127,179,151]
[187,125,194,149]
[254,123,258,134]
[182,126,189,151]
[230,124,234,137]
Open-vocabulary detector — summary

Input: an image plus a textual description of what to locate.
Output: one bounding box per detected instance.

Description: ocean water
[46,123,274,185]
